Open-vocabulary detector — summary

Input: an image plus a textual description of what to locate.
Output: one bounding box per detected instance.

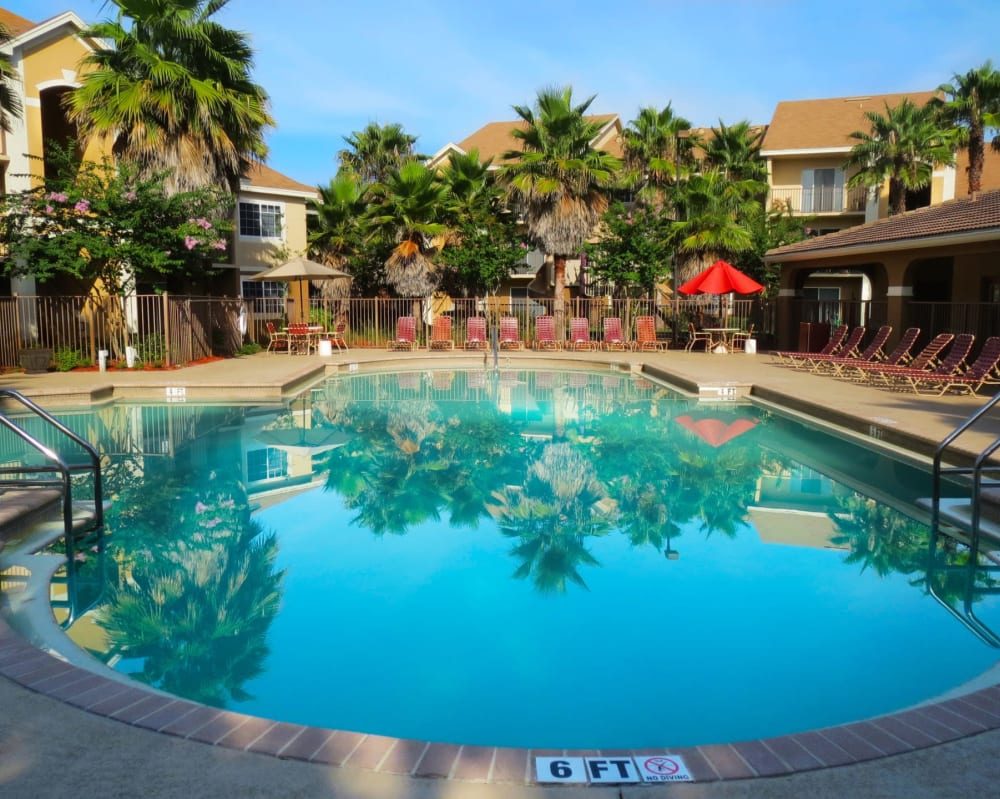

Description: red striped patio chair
[837,327,919,381]
[910,336,1000,395]
[428,316,454,350]
[770,324,848,365]
[388,316,417,351]
[569,317,594,350]
[464,317,487,350]
[534,315,560,350]
[602,317,627,350]
[791,326,866,369]
[499,316,523,349]
[636,316,668,351]
[859,332,961,387]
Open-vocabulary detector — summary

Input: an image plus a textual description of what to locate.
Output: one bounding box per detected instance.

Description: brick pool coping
[2,613,1000,785]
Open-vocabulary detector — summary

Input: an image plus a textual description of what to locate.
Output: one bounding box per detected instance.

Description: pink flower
[75,199,91,213]
[184,235,200,250]
[44,205,54,215]
[211,240,227,250]
[197,217,213,230]
[46,191,68,203]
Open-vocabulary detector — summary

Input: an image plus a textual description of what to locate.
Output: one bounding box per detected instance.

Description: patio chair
[388,316,417,351]
[770,324,849,365]
[265,321,289,353]
[499,316,523,349]
[812,325,893,375]
[428,315,455,350]
[685,322,713,352]
[791,326,867,370]
[534,315,560,350]
[601,317,627,351]
[836,327,919,380]
[568,317,594,350]
[731,323,756,352]
[286,323,316,355]
[464,316,487,350]
[857,332,957,386]
[636,316,668,351]
[880,333,974,392]
[327,321,348,351]
[909,336,1000,396]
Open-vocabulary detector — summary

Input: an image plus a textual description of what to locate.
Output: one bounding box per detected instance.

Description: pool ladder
[926,392,1000,647]
[0,389,104,549]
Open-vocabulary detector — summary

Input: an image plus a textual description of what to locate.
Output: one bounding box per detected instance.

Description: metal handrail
[0,389,104,544]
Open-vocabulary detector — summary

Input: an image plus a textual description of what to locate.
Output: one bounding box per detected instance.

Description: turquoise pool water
[10,368,1000,748]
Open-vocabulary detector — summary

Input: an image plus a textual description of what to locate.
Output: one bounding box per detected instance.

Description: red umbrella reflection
[674,414,758,448]
[678,260,765,296]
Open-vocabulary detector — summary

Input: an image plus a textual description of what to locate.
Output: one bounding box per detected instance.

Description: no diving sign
[535,754,692,784]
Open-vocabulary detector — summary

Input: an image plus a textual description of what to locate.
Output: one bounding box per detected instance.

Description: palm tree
[338,122,420,185]
[702,120,767,183]
[368,160,450,305]
[0,22,23,132]
[438,148,496,224]
[842,98,954,215]
[499,87,620,338]
[68,0,272,194]
[621,103,692,204]
[933,61,1000,195]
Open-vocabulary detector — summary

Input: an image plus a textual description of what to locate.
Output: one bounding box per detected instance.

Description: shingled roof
[767,189,1000,261]
[761,91,939,153]
[453,113,622,164]
[0,8,35,36]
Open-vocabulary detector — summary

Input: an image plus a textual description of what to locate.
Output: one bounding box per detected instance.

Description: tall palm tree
[621,103,691,204]
[68,0,272,194]
[0,22,23,132]
[368,160,450,299]
[308,172,369,269]
[499,87,620,337]
[702,120,767,183]
[438,148,496,224]
[842,98,954,215]
[338,122,420,185]
[933,61,1000,195]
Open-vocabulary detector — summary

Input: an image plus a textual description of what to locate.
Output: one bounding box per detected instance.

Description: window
[242,279,286,315]
[247,447,287,482]
[801,168,845,213]
[239,201,282,238]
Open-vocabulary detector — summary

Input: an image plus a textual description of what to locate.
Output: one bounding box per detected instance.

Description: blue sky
[11,0,1000,187]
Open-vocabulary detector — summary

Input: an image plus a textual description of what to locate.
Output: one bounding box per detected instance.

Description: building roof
[449,113,623,165]
[766,189,1000,261]
[760,91,939,153]
[242,161,317,196]
[0,7,35,36]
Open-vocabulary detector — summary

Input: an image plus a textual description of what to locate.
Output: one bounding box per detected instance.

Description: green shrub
[133,333,167,363]
[237,342,263,356]
[52,346,90,371]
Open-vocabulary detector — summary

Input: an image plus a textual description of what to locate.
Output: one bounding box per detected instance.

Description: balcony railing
[768,185,868,215]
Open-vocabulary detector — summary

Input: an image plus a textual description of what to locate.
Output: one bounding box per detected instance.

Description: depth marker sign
[535,754,691,784]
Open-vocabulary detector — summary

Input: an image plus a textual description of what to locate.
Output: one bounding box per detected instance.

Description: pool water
[10,368,1000,748]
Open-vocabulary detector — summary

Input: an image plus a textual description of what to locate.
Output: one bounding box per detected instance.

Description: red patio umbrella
[678,260,765,296]
[674,415,758,448]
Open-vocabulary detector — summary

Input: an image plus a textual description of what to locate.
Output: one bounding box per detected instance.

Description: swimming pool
[8,367,1000,749]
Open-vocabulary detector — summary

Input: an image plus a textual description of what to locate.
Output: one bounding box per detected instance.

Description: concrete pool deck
[2,346,1000,798]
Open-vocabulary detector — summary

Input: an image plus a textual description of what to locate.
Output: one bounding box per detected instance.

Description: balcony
[768,185,868,215]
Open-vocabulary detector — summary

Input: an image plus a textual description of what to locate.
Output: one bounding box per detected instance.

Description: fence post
[163,292,173,367]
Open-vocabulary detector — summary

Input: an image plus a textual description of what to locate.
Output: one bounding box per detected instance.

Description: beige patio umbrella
[250,257,352,322]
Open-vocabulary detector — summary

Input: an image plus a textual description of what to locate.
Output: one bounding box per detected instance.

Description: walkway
[2,347,999,798]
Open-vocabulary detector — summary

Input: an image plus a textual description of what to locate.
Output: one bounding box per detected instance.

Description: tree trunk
[968,126,984,194]
[553,253,567,342]
[888,177,906,216]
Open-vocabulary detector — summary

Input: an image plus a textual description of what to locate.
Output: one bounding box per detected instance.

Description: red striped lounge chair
[860,332,964,387]
[809,325,892,374]
[569,317,594,350]
[791,326,866,369]
[770,324,848,365]
[464,317,488,350]
[534,315,560,350]
[909,336,1000,396]
[602,317,627,350]
[428,315,454,350]
[837,327,919,381]
[636,316,668,351]
[499,316,523,349]
[388,316,417,351]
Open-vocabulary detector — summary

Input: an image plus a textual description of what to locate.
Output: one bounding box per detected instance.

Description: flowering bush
[0,147,233,293]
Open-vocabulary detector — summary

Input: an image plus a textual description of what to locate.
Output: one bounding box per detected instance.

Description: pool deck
[2,347,1000,798]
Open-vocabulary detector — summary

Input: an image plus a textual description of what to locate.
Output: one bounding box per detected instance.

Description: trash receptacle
[744,339,757,354]
[317,339,333,357]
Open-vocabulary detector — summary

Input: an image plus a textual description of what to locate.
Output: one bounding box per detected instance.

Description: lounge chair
[770,324,849,365]
[388,316,417,351]
[329,321,348,350]
[858,332,959,386]
[880,333,975,392]
[909,336,1000,396]
[810,325,893,375]
[464,317,487,350]
[636,316,668,351]
[499,316,523,349]
[534,315,560,350]
[601,317,627,350]
[428,316,455,350]
[685,322,712,352]
[568,317,594,350]
[836,327,919,380]
[791,326,866,369]
[265,321,289,353]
